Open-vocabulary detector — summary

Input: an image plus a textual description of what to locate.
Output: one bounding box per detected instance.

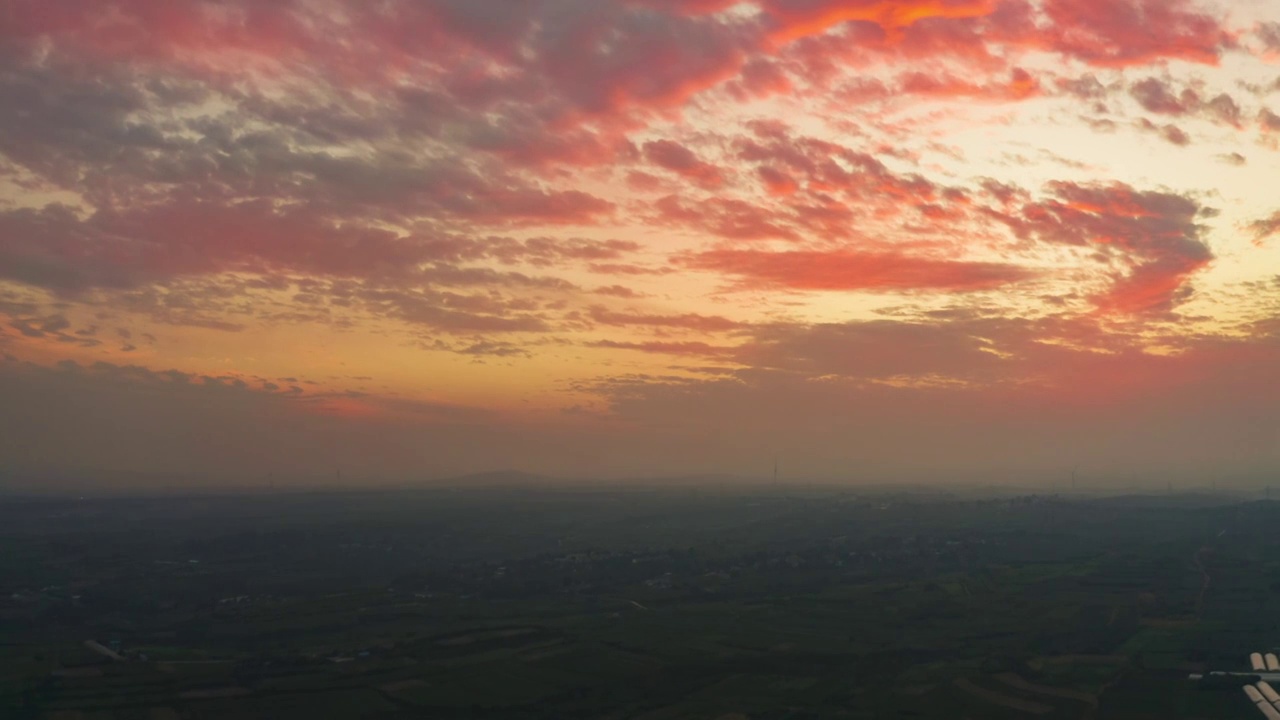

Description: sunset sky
[2,0,1280,487]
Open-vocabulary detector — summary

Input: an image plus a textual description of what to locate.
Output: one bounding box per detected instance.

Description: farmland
[2,485,1279,718]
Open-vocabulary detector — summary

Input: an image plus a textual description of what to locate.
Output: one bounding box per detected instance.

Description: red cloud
[1099,260,1206,316]
[1129,77,1199,115]
[643,140,726,188]
[899,67,1039,100]
[0,200,629,297]
[588,339,737,357]
[767,0,1229,71]
[0,0,328,84]
[535,7,754,122]
[587,262,677,276]
[761,0,998,45]
[588,306,741,332]
[1040,0,1231,67]
[628,0,744,16]
[728,58,794,99]
[1260,109,1280,134]
[997,182,1213,315]
[733,128,939,211]
[441,188,614,226]
[1205,93,1242,128]
[656,195,800,241]
[684,248,1035,291]
[757,166,800,195]
[593,285,644,298]
[1135,119,1192,146]
[1248,211,1280,247]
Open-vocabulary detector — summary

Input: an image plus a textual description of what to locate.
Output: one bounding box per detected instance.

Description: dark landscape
[4,484,1278,719]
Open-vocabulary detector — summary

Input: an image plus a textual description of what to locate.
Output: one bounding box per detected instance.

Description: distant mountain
[620,473,752,486]
[437,470,556,486]
[434,471,759,489]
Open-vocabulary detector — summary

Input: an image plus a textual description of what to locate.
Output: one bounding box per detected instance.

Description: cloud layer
[0,0,1278,485]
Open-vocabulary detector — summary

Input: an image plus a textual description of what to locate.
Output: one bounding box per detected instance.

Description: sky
[2,0,1280,488]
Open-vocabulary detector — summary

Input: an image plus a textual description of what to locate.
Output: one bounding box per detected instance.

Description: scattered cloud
[1249,211,1280,246]
[992,182,1213,315]
[684,249,1035,292]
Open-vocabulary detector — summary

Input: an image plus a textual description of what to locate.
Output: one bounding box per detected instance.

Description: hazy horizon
[4,465,1279,497]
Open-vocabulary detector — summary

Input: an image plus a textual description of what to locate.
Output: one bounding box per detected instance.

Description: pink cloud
[643,140,726,189]
[1249,211,1280,247]
[588,306,741,332]
[898,67,1040,100]
[588,339,737,356]
[760,0,998,45]
[1039,0,1231,67]
[683,248,1035,291]
[995,182,1213,315]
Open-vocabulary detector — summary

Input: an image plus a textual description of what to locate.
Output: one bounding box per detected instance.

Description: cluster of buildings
[1188,652,1280,719]
[1244,681,1280,720]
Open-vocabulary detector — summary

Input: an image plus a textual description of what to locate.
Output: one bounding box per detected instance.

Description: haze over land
[2,0,1280,486]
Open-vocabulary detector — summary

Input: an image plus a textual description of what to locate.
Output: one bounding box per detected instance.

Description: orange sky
[2,0,1280,487]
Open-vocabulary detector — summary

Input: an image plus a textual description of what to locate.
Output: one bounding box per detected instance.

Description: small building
[1261,681,1280,704]
[1246,684,1280,720]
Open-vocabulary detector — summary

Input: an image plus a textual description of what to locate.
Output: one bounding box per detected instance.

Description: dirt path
[178,687,250,699]
[1193,529,1223,618]
[993,673,1097,707]
[1034,655,1126,666]
[954,678,1053,715]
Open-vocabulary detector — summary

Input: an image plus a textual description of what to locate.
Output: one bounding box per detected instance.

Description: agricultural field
[1,485,1278,718]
